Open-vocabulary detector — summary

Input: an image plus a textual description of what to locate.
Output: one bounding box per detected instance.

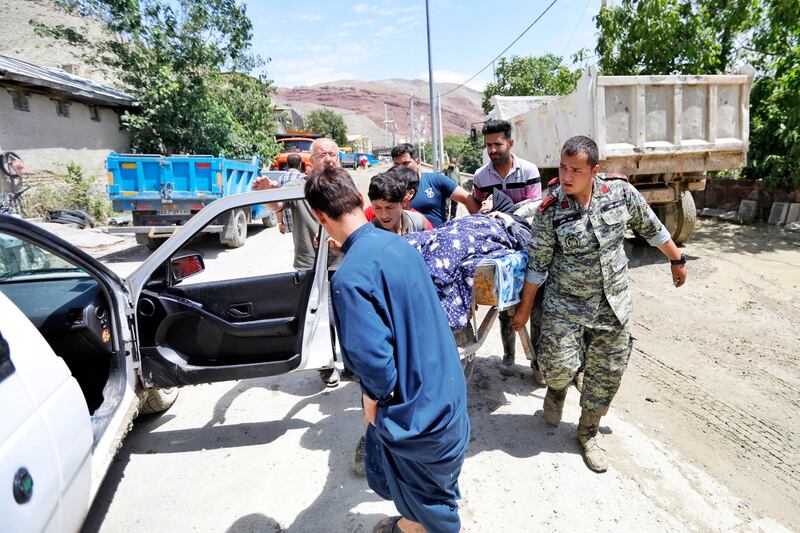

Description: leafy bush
[24,163,111,223]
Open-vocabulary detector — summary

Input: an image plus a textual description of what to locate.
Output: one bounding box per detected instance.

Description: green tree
[745,0,800,187]
[32,0,278,161]
[595,0,758,76]
[443,134,484,174]
[481,54,581,113]
[594,0,799,188]
[304,109,348,146]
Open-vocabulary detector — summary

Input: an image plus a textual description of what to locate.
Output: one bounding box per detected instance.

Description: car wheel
[139,387,179,414]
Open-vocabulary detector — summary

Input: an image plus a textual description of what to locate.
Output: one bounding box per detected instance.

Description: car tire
[139,387,179,415]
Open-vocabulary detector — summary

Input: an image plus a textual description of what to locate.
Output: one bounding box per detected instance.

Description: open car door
[124,188,336,388]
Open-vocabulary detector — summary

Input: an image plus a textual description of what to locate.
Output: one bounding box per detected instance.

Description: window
[0,234,87,282]
[89,104,101,122]
[9,91,30,112]
[54,99,71,118]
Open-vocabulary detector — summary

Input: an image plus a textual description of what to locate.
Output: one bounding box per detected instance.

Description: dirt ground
[618,218,800,530]
[76,168,800,531]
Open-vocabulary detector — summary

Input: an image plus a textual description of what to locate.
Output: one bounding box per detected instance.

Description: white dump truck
[486,65,754,243]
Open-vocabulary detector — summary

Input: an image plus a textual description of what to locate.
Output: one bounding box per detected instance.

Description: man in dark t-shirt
[390,143,478,226]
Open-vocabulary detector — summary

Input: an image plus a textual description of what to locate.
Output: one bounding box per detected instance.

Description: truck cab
[271,134,322,174]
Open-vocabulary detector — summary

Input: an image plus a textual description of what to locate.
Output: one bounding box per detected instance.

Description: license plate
[158,207,191,216]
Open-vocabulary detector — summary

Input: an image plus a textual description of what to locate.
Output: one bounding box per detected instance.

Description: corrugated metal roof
[0,54,133,107]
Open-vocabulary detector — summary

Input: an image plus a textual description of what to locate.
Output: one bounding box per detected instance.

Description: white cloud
[289,13,322,21]
[270,41,369,87]
[419,70,490,92]
[353,2,420,16]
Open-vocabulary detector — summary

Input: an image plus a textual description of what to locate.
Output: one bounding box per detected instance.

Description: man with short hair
[253,137,342,387]
[391,143,479,227]
[369,168,432,235]
[306,167,469,533]
[274,153,305,233]
[512,135,687,472]
[441,156,461,220]
[472,119,543,376]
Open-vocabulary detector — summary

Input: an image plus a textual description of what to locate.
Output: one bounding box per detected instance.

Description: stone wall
[692,178,800,221]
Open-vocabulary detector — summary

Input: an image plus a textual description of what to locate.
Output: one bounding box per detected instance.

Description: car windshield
[0,234,88,282]
[280,140,312,152]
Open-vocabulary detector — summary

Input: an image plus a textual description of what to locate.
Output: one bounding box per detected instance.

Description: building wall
[0,87,130,177]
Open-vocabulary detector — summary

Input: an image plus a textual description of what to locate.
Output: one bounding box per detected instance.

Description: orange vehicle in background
[271,132,323,174]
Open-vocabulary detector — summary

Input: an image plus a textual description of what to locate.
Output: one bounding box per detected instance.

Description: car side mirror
[170,252,205,284]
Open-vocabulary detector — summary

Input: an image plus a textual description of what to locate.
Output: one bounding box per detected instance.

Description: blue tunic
[331,223,469,533]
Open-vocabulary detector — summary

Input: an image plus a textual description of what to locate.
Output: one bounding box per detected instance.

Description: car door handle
[226,302,253,319]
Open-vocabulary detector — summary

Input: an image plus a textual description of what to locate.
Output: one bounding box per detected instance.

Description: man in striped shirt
[472,119,541,206]
[472,119,543,377]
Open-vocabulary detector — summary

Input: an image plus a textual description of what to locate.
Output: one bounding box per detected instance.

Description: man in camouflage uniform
[512,135,687,472]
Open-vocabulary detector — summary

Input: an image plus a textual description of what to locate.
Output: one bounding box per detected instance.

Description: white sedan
[0,188,337,532]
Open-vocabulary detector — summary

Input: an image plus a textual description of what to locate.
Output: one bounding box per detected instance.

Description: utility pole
[383,103,389,148]
[425,0,440,169]
[437,91,446,168]
[409,96,417,147]
[383,104,397,148]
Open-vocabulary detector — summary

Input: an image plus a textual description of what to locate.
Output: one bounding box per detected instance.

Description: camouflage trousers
[538,301,633,414]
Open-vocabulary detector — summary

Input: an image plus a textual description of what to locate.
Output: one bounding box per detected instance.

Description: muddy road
[77,171,799,531]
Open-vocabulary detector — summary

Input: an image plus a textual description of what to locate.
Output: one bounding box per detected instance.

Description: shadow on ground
[83,355,593,532]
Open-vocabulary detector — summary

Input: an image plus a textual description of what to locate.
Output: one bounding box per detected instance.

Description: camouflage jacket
[525,176,670,326]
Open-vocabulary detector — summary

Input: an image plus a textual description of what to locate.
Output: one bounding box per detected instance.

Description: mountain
[0,0,111,83]
[276,79,485,146]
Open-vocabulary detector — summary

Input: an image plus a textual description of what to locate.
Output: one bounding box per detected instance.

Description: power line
[437,0,560,99]
[560,0,593,59]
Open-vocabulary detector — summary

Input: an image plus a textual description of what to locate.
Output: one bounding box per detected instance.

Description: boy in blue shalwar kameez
[305,167,469,533]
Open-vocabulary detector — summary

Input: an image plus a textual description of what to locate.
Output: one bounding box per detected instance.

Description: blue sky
[247,0,601,88]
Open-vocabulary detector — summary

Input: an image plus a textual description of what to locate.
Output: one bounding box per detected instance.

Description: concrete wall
[0,87,130,177]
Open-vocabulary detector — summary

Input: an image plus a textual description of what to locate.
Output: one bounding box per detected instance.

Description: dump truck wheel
[673,191,697,244]
[262,211,277,228]
[132,212,161,250]
[135,234,161,250]
[221,208,248,248]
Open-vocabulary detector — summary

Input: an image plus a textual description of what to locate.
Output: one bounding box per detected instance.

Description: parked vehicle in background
[340,152,358,169]
[486,65,755,243]
[106,153,276,250]
[270,133,323,174]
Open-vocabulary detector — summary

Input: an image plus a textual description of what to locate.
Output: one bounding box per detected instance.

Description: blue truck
[106,153,276,250]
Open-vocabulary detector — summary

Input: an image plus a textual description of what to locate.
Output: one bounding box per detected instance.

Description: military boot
[577,410,607,473]
[542,386,568,426]
[499,312,516,376]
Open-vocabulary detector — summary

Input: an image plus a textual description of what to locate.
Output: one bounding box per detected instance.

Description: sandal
[373,515,403,533]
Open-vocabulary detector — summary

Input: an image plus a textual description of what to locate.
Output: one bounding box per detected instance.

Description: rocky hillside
[0,0,111,82]
[277,79,485,142]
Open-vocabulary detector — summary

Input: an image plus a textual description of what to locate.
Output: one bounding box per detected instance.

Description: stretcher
[453,257,545,384]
